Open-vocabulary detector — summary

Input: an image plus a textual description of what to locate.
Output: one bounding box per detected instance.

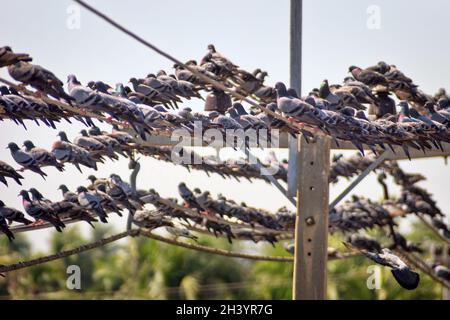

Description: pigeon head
[348,65,361,73]
[58,184,69,192]
[340,107,356,117]
[93,81,110,93]
[156,70,167,77]
[146,73,156,79]
[97,184,107,192]
[57,131,69,142]
[274,82,288,97]
[87,175,97,183]
[207,44,216,52]
[178,182,187,188]
[22,140,35,151]
[88,126,101,136]
[193,188,201,194]
[304,96,316,106]
[266,102,278,112]
[0,200,4,207]
[109,173,122,182]
[343,76,356,82]
[87,81,95,89]
[76,186,88,194]
[0,86,10,95]
[231,102,247,116]
[29,188,44,200]
[79,129,89,136]
[18,189,30,200]
[128,77,140,87]
[6,142,19,152]
[67,74,81,85]
[226,107,238,118]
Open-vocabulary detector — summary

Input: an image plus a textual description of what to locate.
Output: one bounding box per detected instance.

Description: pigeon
[7,142,47,179]
[101,184,135,213]
[363,248,420,290]
[76,186,108,223]
[366,61,391,74]
[348,234,382,252]
[75,129,118,160]
[178,182,206,212]
[432,264,450,282]
[0,200,32,225]
[50,200,97,228]
[87,175,108,191]
[67,74,111,115]
[22,140,64,172]
[18,190,65,232]
[91,186,123,217]
[348,66,389,88]
[0,46,32,68]
[28,188,52,204]
[0,160,24,186]
[8,62,73,103]
[165,226,198,241]
[109,174,133,197]
[283,242,295,254]
[58,184,79,203]
[0,215,14,241]
[52,131,100,172]
[87,127,128,158]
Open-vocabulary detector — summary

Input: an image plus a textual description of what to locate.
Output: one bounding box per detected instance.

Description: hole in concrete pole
[310,186,314,191]
[307,252,311,256]
[310,161,314,165]
[307,238,312,242]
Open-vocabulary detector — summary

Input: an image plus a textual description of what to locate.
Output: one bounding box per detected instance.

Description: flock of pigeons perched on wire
[0,45,449,290]
[1,45,450,160]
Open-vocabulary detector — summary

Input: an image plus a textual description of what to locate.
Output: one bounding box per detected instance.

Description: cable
[0,230,137,274]
[73,0,303,134]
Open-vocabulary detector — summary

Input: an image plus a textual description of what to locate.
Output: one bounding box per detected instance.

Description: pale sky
[0,0,449,251]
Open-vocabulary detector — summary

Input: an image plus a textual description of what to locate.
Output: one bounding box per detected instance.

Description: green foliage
[0,221,444,299]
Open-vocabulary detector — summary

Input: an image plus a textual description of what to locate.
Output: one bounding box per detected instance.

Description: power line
[72,0,302,133]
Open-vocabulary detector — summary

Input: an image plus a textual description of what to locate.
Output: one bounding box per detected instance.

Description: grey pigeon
[7,142,47,179]
[23,140,64,172]
[76,186,108,223]
[19,190,65,232]
[363,248,420,290]
[0,160,24,186]
[8,62,72,102]
[0,200,32,225]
